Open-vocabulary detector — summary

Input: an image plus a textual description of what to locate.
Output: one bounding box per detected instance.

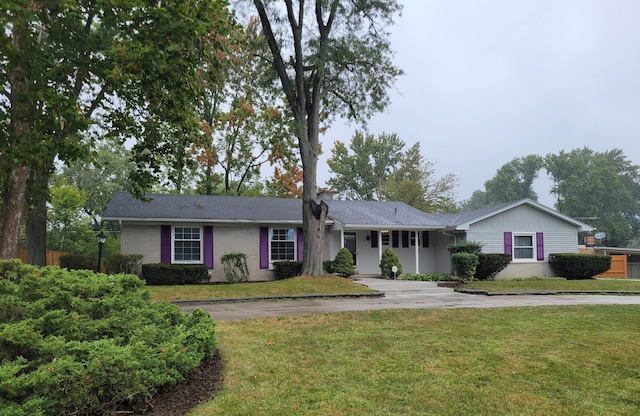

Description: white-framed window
[513,233,535,261]
[270,228,295,262]
[381,230,390,246]
[173,226,202,263]
[410,231,420,246]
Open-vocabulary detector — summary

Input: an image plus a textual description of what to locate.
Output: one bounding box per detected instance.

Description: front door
[344,232,357,266]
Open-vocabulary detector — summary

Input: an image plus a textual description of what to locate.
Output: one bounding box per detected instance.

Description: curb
[457,288,640,296]
[171,290,385,306]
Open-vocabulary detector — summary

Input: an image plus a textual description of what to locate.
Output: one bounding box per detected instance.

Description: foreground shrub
[273,261,302,279]
[323,259,335,274]
[475,253,511,280]
[104,253,143,276]
[59,253,97,271]
[0,259,216,415]
[549,253,612,279]
[380,248,402,278]
[221,253,249,283]
[141,263,209,285]
[332,248,355,277]
[451,252,479,283]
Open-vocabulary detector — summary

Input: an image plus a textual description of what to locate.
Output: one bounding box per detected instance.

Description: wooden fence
[17,247,64,266]
[595,254,627,278]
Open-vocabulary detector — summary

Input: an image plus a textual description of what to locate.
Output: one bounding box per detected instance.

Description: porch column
[378,230,383,264]
[340,229,344,249]
[415,230,420,273]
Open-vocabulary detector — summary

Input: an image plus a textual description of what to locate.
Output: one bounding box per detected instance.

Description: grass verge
[146,275,373,301]
[463,278,640,293]
[191,305,640,415]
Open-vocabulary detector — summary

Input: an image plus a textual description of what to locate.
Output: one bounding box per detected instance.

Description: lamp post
[96,231,107,273]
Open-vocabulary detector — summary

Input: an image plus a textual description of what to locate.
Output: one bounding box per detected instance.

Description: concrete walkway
[179,277,640,321]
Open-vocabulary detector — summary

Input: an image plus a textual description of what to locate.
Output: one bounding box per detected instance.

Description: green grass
[191,305,640,415]
[463,278,640,293]
[146,275,373,301]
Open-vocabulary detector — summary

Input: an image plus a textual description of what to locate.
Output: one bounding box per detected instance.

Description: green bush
[549,253,612,280]
[323,260,335,274]
[451,252,479,283]
[59,254,97,271]
[221,253,249,283]
[475,253,511,281]
[380,248,402,278]
[448,241,483,255]
[402,273,459,282]
[273,261,302,279]
[104,254,143,276]
[0,259,216,415]
[332,248,355,277]
[141,263,209,285]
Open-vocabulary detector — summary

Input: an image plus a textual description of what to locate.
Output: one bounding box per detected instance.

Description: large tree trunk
[25,186,48,266]
[0,165,29,259]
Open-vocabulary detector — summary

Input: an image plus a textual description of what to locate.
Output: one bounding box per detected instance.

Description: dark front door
[344,232,357,266]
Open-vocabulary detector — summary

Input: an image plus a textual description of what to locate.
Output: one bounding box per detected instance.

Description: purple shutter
[536,232,544,261]
[422,231,429,248]
[504,232,513,259]
[203,226,214,269]
[259,227,269,269]
[161,225,171,264]
[371,230,378,248]
[402,231,409,248]
[297,227,304,261]
[392,230,399,248]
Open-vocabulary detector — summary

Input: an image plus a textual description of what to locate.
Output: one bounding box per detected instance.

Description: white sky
[317,0,640,207]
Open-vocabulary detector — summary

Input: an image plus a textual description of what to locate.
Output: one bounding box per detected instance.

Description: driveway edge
[171,290,385,306]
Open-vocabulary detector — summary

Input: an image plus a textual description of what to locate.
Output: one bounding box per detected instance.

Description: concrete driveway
[180,277,640,321]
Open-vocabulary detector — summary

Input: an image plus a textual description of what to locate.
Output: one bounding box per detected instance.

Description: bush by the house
[380,248,402,278]
[0,259,216,415]
[451,252,479,283]
[474,253,511,280]
[59,253,97,271]
[332,248,355,277]
[220,253,249,283]
[549,253,612,279]
[402,273,459,282]
[323,259,335,274]
[447,241,483,255]
[141,263,209,285]
[273,261,302,279]
[104,253,143,276]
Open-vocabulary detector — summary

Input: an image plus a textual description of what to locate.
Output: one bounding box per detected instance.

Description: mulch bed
[144,350,224,415]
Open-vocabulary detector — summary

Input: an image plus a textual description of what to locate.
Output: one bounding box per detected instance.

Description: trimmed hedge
[448,241,483,255]
[380,248,402,278]
[104,254,143,276]
[59,254,97,271]
[475,253,511,281]
[549,253,612,279]
[273,261,302,279]
[141,263,209,285]
[0,259,216,415]
[332,248,355,277]
[451,252,479,283]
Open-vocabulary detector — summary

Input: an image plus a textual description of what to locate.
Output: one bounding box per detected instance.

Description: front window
[381,230,390,246]
[174,227,202,262]
[410,231,420,246]
[513,234,535,260]
[271,228,295,262]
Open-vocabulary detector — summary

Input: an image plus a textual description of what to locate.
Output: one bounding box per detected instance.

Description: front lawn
[146,275,373,301]
[463,278,640,293]
[191,305,640,415]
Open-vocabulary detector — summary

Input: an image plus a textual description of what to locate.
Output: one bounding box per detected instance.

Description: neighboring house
[102,192,593,281]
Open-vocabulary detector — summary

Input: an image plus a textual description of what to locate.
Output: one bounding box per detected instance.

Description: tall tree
[1,0,236,260]
[327,131,405,200]
[484,155,544,205]
[252,0,403,275]
[545,147,640,246]
[385,143,458,212]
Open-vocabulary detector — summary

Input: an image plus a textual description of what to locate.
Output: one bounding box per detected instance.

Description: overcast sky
[317,0,640,208]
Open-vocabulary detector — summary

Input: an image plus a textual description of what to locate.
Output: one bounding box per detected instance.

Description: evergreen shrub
[0,259,216,415]
[323,260,335,274]
[451,252,479,283]
[549,253,612,279]
[475,253,511,280]
[332,248,355,277]
[104,254,143,276]
[59,254,97,271]
[380,248,402,278]
[220,253,249,283]
[273,261,302,279]
[448,241,483,255]
[141,263,209,285]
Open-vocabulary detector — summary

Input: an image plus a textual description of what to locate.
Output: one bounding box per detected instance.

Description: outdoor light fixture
[96,231,107,272]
